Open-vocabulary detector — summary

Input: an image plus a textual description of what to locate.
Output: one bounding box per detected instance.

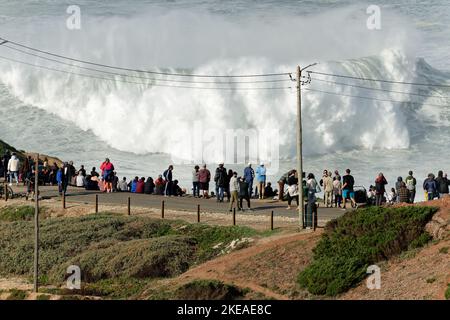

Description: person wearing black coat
[214,163,227,202]
[238,177,251,210]
[144,177,155,194]
[435,170,449,198]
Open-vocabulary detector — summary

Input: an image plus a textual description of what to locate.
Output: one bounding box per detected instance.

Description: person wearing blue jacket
[130,176,138,193]
[255,163,267,199]
[243,163,255,197]
[423,173,437,200]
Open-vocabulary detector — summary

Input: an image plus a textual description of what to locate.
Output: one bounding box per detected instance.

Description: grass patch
[7,289,28,300]
[298,206,438,296]
[439,247,448,254]
[445,284,450,300]
[36,294,51,300]
[175,279,247,300]
[0,213,265,298]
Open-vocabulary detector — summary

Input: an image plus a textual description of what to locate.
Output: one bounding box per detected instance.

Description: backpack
[405,177,415,191]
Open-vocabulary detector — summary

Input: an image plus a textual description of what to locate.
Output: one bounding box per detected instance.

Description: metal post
[95,194,98,213]
[127,197,131,216]
[161,200,165,219]
[197,204,200,223]
[33,154,39,293]
[62,191,66,209]
[233,207,236,226]
[4,181,7,201]
[296,65,304,229]
[270,211,274,231]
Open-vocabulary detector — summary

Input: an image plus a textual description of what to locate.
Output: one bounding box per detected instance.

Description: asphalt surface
[7,184,347,221]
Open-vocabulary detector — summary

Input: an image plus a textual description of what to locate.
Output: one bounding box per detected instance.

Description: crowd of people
[1,150,449,210]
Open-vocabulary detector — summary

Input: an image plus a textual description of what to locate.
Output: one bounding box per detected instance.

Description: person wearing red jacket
[136,177,145,194]
[100,158,115,193]
[374,172,388,206]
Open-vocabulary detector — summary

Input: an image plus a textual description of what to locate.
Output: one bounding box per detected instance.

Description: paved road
[7,184,347,221]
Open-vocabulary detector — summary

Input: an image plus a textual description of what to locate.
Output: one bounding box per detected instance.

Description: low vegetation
[175,280,247,300]
[0,211,265,299]
[298,206,438,296]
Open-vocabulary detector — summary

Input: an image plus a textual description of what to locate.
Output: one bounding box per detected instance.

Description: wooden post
[233,207,236,226]
[161,200,165,219]
[4,181,7,201]
[95,194,98,213]
[62,192,66,209]
[127,197,131,216]
[270,211,274,231]
[33,153,39,293]
[197,204,200,223]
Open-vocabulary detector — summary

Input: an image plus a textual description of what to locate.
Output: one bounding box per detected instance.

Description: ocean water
[0,0,449,198]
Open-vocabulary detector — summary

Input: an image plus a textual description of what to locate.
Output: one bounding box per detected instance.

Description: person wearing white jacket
[229,172,241,212]
[7,153,20,185]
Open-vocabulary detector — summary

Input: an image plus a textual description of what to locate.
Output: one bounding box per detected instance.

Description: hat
[260,162,264,166]
[248,162,252,166]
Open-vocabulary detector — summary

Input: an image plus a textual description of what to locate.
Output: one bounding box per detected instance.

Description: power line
[0,37,293,79]
[0,44,292,85]
[309,71,450,88]
[0,55,293,91]
[303,87,450,108]
[311,78,450,100]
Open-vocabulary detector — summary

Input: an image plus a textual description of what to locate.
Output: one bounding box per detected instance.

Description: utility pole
[34,153,39,293]
[296,63,317,229]
[296,66,304,228]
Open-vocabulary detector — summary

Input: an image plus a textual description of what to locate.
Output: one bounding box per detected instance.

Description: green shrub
[49,236,197,283]
[0,213,260,296]
[0,206,35,221]
[298,206,437,296]
[439,247,448,254]
[7,289,28,300]
[175,279,246,300]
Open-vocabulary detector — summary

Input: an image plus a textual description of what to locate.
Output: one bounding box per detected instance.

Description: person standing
[286,171,299,210]
[243,163,255,198]
[395,177,403,202]
[163,165,174,196]
[306,173,321,229]
[405,171,417,203]
[229,172,240,212]
[225,169,233,202]
[277,171,290,201]
[435,170,449,198]
[100,158,115,193]
[198,164,211,198]
[398,182,410,203]
[333,170,341,182]
[192,165,200,197]
[238,177,251,210]
[342,169,356,209]
[423,173,437,201]
[7,152,20,186]
[214,163,227,202]
[323,171,334,208]
[333,176,342,208]
[2,151,11,180]
[255,163,267,200]
[374,172,388,206]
